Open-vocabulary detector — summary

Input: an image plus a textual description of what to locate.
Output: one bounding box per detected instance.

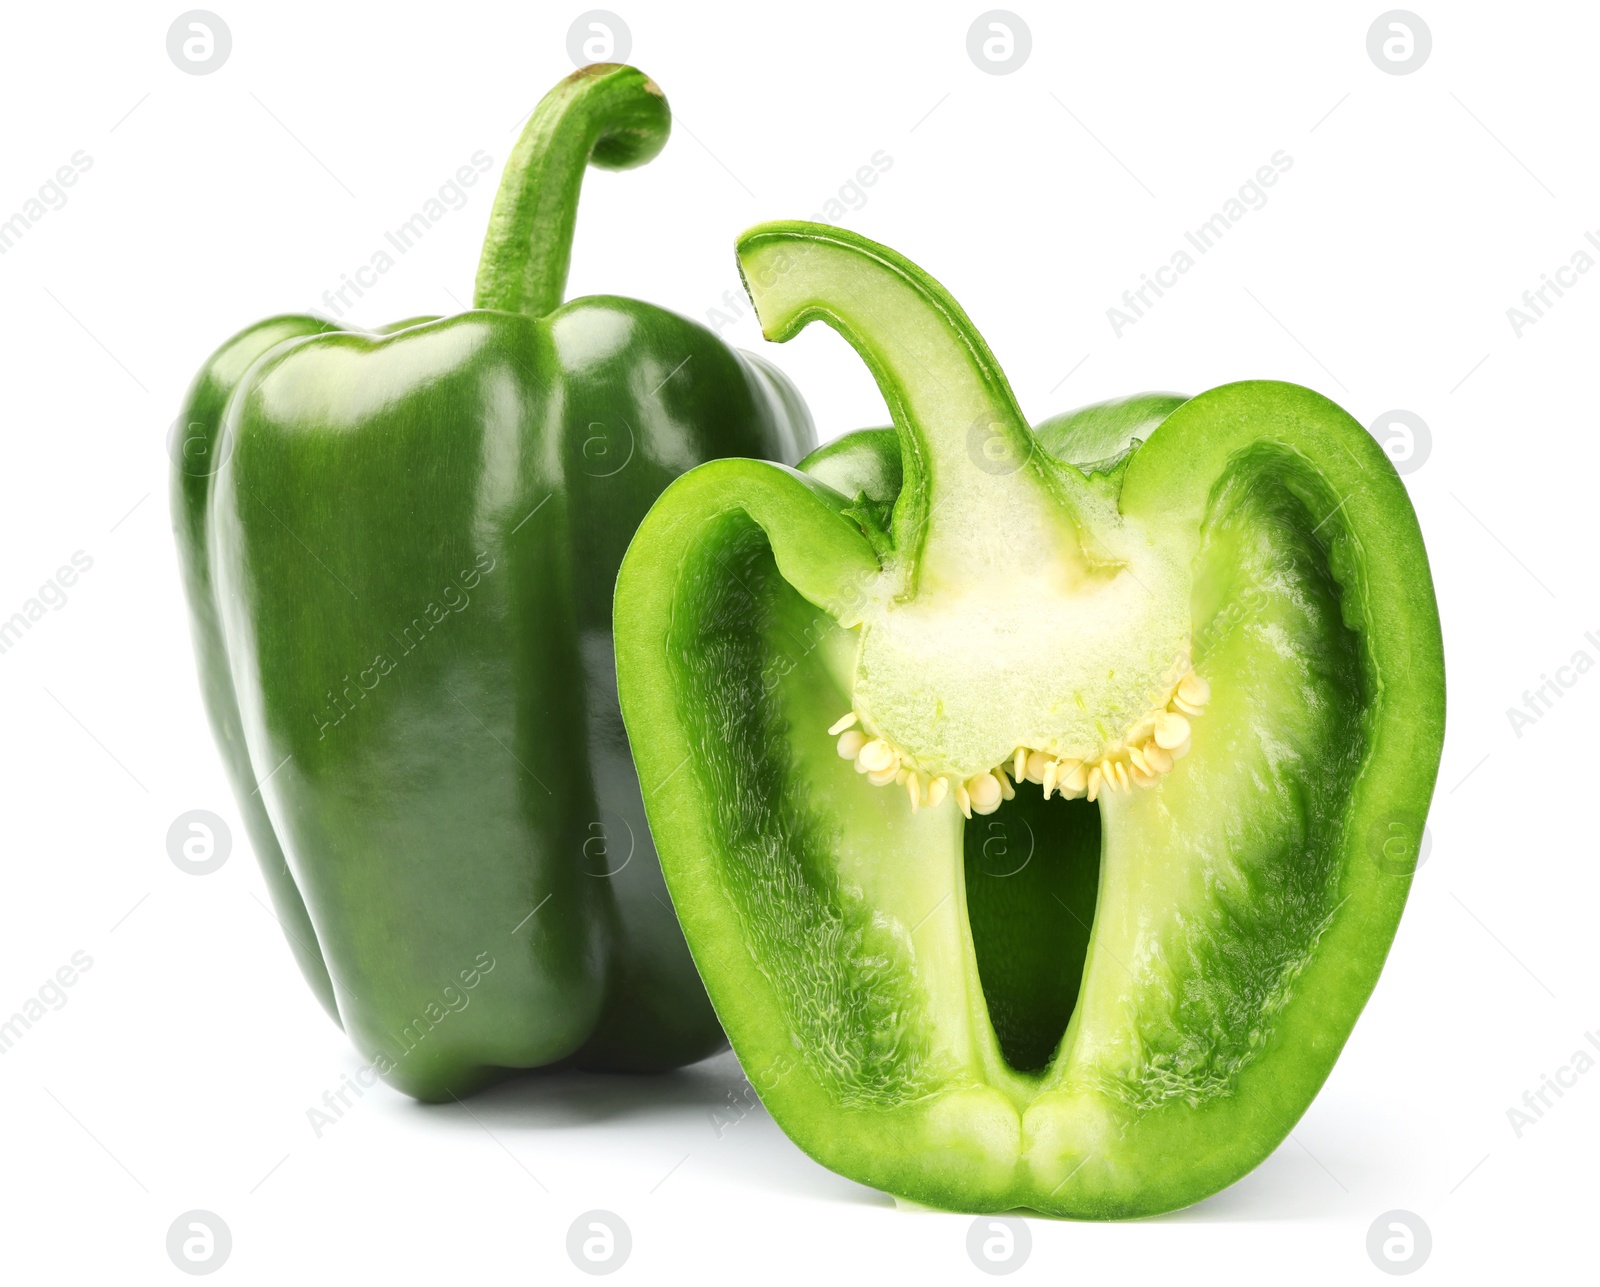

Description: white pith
[825,518,1202,815]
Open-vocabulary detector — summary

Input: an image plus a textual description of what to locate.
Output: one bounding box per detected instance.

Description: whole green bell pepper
[615,222,1444,1217]
[171,65,813,1100]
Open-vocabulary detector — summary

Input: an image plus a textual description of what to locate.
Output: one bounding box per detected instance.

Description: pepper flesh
[171,66,814,1099]
[616,222,1444,1217]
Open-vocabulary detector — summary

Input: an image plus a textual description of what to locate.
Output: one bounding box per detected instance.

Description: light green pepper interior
[618,221,1440,1217]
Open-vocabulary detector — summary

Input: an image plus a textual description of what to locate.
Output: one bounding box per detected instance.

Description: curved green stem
[736,221,1099,588]
[475,63,670,317]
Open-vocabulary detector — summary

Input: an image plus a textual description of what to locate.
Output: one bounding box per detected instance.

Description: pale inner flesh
[829,531,1208,817]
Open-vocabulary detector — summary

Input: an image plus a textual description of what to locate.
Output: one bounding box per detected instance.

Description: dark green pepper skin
[171,66,813,1100]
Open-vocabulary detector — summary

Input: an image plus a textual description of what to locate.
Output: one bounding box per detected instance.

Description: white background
[0,0,1593,1281]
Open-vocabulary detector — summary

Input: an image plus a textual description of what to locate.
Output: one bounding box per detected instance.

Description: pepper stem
[474,63,670,318]
[736,222,1099,590]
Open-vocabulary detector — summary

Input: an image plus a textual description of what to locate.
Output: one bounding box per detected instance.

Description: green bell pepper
[615,222,1444,1217]
[171,65,814,1100]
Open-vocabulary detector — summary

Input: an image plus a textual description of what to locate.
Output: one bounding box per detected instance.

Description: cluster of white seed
[828,671,1210,817]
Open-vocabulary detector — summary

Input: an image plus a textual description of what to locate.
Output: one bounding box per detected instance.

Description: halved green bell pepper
[615,222,1444,1217]
[171,65,813,1100]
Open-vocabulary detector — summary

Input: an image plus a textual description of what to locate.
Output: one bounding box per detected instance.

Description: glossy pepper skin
[615,223,1444,1217]
[171,65,813,1100]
